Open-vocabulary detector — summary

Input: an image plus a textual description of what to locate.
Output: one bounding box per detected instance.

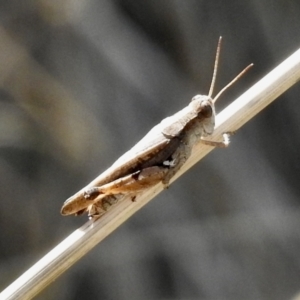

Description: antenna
[207,37,253,103]
[208,36,222,98]
[213,63,253,103]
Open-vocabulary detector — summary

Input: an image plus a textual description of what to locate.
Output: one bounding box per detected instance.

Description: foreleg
[200,132,231,148]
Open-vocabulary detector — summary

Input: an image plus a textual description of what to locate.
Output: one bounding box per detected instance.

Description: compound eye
[199,101,213,118]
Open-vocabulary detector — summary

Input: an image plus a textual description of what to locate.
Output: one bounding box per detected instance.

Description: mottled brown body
[61,97,224,218]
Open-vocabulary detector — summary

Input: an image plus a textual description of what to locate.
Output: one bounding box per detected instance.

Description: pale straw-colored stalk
[1,46,300,300]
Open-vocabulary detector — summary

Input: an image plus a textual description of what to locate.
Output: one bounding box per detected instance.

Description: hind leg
[83,166,168,201]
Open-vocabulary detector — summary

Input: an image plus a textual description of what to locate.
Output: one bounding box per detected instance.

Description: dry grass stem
[1,47,300,299]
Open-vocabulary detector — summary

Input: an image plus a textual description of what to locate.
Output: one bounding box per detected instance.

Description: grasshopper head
[190,95,215,136]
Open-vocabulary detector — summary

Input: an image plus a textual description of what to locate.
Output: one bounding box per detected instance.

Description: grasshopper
[61,37,252,218]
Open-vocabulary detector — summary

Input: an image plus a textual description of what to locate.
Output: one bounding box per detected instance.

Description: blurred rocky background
[1,1,300,299]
